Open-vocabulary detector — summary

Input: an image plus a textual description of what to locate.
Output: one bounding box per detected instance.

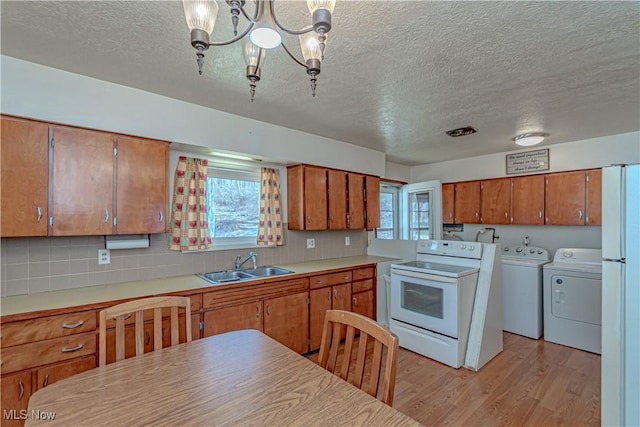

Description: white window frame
[377,183,401,239]
[206,165,262,250]
[400,180,442,241]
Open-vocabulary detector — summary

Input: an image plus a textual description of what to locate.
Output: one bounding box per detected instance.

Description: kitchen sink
[241,266,293,277]
[198,266,294,285]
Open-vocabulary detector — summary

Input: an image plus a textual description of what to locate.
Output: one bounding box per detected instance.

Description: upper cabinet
[480,178,511,224]
[365,175,380,229]
[50,125,115,236]
[454,181,481,224]
[115,136,169,234]
[545,170,601,225]
[441,183,455,224]
[287,165,380,231]
[0,116,49,237]
[1,117,170,237]
[510,175,545,225]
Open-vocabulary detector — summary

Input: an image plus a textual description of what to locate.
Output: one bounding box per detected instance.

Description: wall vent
[446,126,477,137]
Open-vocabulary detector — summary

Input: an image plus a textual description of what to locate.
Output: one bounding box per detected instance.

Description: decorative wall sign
[506,148,550,175]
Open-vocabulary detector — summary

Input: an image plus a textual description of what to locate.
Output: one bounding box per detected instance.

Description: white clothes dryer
[543,248,602,354]
[502,244,551,339]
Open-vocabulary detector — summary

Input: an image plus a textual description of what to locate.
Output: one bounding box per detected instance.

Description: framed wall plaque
[506,148,549,175]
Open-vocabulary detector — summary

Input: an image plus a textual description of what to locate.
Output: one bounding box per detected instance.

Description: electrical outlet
[345,236,350,246]
[98,249,111,265]
[306,238,315,249]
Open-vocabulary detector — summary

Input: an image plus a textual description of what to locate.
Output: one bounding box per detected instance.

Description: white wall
[383,161,410,183]
[411,132,640,183]
[413,132,639,254]
[0,56,386,176]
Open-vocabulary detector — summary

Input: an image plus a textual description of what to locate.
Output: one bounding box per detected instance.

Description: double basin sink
[198,266,294,285]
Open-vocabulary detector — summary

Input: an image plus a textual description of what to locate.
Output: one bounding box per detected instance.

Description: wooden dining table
[25,329,421,426]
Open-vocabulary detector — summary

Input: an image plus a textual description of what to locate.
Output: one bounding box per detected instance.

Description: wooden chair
[318,309,399,406]
[98,296,191,366]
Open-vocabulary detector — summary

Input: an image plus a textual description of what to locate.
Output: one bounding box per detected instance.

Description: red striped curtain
[257,167,284,246]
[168,156,213,251]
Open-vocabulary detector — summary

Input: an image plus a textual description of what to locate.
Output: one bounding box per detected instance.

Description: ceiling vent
[445,126,477,137]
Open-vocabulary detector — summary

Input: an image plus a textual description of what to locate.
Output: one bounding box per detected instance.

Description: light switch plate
[98,249,111,265]
[345,236,350,246]
[306,238,315,249]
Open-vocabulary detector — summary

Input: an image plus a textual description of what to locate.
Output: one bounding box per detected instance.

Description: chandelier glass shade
[182,0,337,101]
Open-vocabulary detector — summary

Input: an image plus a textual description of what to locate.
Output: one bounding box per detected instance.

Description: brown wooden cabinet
[454,181,481,224]
[309,270,353,351]
[365,175,381,229]
[351,266,375,320]
[545,170,596,225]
[0,116,50,237]
[115,136,169,234]
[263,292,309,354]
[441,183,455,224]
[510,175,545,225]
[352,290,374,319]
[327,169,347,229]
[480,178,511,224]
[34,356,96,391]
[287,165,327,230]
[586,169,602,225]
[50,125,115,236]
[1,370,32,427]
[203,301,263,337]
[348,173,365,229]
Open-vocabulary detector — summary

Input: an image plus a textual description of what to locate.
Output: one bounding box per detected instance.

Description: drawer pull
[62,320,84,329]
[61,344,84,353]
[314,280,325,285]
[343,275,349,280]
[43,374,49,387]
[19,380,24,400]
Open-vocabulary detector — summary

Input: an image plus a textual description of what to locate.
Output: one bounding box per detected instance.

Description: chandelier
[183,0,337,101]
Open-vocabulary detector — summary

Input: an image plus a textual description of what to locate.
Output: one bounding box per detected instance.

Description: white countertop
[0,256,397,318]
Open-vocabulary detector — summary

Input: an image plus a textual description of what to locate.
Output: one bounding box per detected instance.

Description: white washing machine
[543,248,602,354]
[502,244,551,339]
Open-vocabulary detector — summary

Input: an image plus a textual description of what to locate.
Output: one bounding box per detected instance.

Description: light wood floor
[309,332,601,426]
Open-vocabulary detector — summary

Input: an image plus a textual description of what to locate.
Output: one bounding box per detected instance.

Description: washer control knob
[504,247,510,252]
[515,247,523,253]
[563,250,574,258]
[460,244,466,249]
[469,245,475,250]
[538,249,544,254]
[530,249,536,254]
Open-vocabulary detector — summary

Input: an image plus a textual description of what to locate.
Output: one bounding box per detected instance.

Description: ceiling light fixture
[209,151,261,162]
[183,0,336,102]
[513,133,549,147]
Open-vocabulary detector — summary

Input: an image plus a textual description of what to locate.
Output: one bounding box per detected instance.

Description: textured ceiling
[1,1,639,166]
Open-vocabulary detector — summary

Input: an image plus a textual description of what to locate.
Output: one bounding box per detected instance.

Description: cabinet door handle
[327,290,331,302]
[18,380,24,400]
[145,330,151,345]
[504,212,508,219]
[449,212,453,219]
[62,320,84,329]
[538,211,542,219]
[353,297,357,306]
[266,305,270,316]
[475,212,479,218]
[256,305,260,319]
[43,374,49,388]
[578,210,583,219]
[61,344,84,353]
[37,206,43,222]
[159,211,164,222]
[104,208,110,223]
[333,289,337,299]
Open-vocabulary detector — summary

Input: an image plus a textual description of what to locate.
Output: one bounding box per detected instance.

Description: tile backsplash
[0,226,367,297]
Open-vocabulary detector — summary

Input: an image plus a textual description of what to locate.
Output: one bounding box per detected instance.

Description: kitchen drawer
[203,279,308,310]
[352,267,374,280]
[35,355,96,390]
[1,310,96,348]
[352,279,373,293]
[1,332,96,374]
[309,271,352,289]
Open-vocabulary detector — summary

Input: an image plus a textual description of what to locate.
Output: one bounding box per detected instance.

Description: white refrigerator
[601,164,640,427]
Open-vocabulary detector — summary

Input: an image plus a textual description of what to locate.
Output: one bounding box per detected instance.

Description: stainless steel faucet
[235,252,257,270]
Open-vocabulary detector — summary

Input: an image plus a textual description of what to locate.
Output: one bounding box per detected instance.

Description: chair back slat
[98,296,192,366]
[317,310,399,406]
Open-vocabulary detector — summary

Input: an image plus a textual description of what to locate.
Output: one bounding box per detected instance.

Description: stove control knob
[460,244,466,249]
[515,247,523,253]
[469,245,475,250]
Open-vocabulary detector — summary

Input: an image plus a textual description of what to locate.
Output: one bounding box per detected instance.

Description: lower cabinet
[1,371,32,427]
[309,283,351,351]
[352,290,374,319]
[34,356,96,391]
[263,292,309,355]
[203,301,263,336]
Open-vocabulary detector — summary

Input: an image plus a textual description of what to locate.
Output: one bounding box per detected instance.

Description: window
[401,180,442,241]
[206,167,261,248]
[377,184,400,239]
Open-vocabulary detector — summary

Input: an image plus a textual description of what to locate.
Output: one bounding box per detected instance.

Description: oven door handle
[391,270,459,284]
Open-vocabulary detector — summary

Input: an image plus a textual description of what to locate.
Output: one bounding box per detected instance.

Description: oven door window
[402,282,444,319]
